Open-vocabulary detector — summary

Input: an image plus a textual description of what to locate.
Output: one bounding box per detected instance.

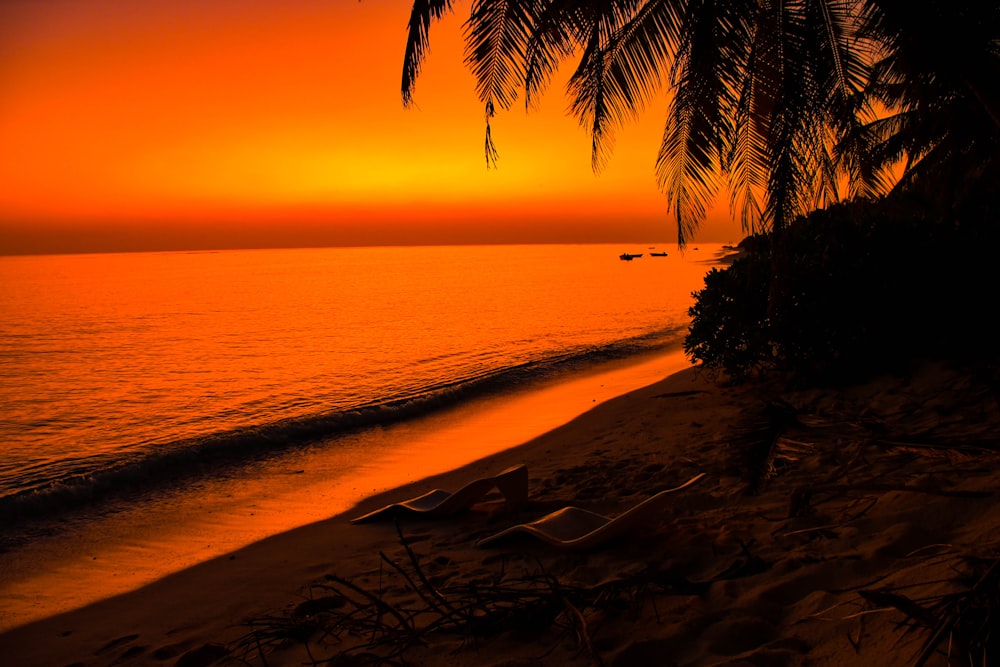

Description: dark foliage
[685,189,1000,384]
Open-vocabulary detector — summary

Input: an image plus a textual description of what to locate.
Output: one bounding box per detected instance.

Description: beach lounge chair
[476,471,706,550]
[350,464,529,523]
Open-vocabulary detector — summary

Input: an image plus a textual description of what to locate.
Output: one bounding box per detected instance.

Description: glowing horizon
[0,0,738,255]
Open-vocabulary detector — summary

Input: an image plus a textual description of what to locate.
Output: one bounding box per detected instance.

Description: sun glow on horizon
[0,0,737,255]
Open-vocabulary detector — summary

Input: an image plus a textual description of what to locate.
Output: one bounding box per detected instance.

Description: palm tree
[397,0,999,336]
[400,0,875,248]
[854,0,1000,219]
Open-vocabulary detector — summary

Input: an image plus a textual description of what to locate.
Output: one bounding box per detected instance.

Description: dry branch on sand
[233,521,767,667]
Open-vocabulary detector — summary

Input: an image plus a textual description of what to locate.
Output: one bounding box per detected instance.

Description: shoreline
[3,358,999,666]
[0,346,693,634]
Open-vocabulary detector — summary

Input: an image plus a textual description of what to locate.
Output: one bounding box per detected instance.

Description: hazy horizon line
[0,239,729,259]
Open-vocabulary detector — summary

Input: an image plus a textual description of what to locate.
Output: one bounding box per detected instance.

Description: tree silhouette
[401,0,874,247]
[855,0,1000,217]
[399,0,999,247]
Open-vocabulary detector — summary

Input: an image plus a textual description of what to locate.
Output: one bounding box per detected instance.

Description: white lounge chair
[351,464,529,523]
[476,472,706,550]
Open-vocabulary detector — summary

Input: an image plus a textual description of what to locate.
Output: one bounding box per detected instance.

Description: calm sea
[0,243,725,627]
[0,243,721,520]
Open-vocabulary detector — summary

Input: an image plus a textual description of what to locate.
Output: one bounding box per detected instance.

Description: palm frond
[656,0,752,244]
[727,0,872,231]
[833,111,898,200]
[806,121,842,210]
[858,0,1000,193]
[757,4,820,229]
[464,0,539,110]
[807,0,866,97]
[524,0,582,109]
[463,0,540,167]
[656,0,740,245]
[725,1,774,234]
[567,0,663,171]
[658,98,723,246]
[800,1,870,208]
[402,0,456,108]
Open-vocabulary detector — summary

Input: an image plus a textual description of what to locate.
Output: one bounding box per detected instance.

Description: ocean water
[0,243,725,627]
[0,243,721,520]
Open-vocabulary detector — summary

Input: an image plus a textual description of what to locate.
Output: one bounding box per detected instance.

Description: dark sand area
[3,359,1000,666]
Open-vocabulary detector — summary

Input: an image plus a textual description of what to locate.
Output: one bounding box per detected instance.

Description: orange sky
[0,0,738,255]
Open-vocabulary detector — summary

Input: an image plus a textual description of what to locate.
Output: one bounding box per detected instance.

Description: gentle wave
[0,327,684,527]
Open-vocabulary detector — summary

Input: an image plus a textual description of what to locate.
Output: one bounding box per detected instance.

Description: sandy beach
[3,359,999,667]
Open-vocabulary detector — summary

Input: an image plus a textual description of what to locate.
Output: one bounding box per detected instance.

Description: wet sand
[0,348,692,633]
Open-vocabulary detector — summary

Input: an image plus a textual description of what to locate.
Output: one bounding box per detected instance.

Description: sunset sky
[0,0,738,255]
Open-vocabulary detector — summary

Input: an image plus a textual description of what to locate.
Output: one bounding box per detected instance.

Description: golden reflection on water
[0,349,694,631]
[0,245,727,630]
